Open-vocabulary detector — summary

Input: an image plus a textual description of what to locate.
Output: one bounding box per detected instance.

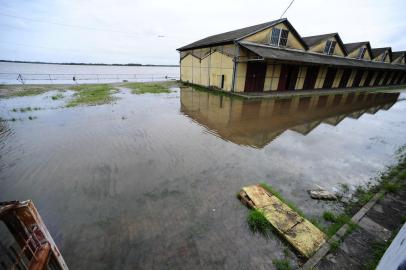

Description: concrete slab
[358,216,392,242]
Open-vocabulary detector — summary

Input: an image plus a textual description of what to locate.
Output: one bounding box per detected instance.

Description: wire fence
[0,73,180,84]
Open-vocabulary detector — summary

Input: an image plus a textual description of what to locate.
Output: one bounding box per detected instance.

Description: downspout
[231,42,240,92]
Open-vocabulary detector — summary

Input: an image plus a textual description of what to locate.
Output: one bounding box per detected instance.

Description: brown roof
[392,51,406,61]
[177,18,308,51]
[371,47,392,61]
[239,41,406,71]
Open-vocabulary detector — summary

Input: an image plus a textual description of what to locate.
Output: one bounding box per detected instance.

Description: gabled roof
[177,18,308,51]
[238,41,406,71]
[344,41,372,54]
[392,51,406,62]
[371,47,392,61]
[302,33,348,55]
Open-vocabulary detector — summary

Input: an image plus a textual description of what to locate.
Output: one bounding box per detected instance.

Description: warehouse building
[177,18,406,93]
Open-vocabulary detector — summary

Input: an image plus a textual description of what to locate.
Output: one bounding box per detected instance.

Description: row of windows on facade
[269,28,382,61]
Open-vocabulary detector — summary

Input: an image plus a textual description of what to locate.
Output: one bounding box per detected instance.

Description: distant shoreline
[0,60,179,67]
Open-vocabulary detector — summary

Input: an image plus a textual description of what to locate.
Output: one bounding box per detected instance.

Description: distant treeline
[0,60,179,67]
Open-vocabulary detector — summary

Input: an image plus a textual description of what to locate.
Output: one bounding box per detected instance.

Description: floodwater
[1,86,406,269]
[0,62,179,84]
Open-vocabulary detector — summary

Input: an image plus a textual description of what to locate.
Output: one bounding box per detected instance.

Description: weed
[12,108,18,112]
[323,211,336,222]
[19,107,32,112]
[247,209,273,236]
[329,239,341,252]
[51,93,64,100]
[124,82,173,94]
[68,84,117,107]
[28,116,34,120]
[398,171,406,180]
[272,259,292,270]
[11,118,16,121]
[382,181,402,193]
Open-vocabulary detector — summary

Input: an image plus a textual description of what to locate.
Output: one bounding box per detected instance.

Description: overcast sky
[0,0,405,65]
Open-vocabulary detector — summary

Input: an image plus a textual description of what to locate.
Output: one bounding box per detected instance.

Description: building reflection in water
[180,87,400,148]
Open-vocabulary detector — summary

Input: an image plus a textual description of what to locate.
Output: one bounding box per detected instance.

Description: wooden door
[244,62,267,92]
[373,71,384,86]
[351,70,364,87]
[278,64,299,91]
[322,67,337,89]
[303,66,319,90]
[363,70,374,87]
[339,69,352,88]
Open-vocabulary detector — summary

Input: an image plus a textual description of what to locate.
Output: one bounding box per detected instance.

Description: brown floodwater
[1,86,406,269]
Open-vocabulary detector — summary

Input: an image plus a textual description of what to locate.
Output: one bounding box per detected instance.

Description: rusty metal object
[0,200,69,270]
[29,242,51,270]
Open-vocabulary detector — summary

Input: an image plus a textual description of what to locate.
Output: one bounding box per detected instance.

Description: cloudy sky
[0,0,405,65]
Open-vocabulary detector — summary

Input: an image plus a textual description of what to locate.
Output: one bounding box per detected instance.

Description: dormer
[344,42,373,60]
[302,33,348,56]
[371,47,392,63]
[242,19,308,51]
[392,51,406,64]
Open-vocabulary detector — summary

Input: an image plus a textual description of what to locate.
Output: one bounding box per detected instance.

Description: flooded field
[1,85,406,269]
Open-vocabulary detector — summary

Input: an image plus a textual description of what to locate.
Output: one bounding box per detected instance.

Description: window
[323,40,336,55]
[270,28,289,47]
[357,47,366,59]
[381,52,388,62]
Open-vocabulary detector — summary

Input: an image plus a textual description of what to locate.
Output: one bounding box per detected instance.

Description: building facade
[177,19,406,93]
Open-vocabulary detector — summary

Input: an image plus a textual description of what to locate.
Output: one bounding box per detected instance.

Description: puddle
[1,86,406,269]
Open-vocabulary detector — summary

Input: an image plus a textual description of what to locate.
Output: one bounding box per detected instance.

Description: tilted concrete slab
[240,185,326,258]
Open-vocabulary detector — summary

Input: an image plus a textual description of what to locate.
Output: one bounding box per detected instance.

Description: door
[322,67,337,89]
[351,70,364,87]
[339,69,352,88]
[363,70,374,87]
[373,71,384,86]
[244,62,267,92]
[278,64,299,91]
[303,66,319,90]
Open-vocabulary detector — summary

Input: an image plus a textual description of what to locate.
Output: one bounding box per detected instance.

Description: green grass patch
[51,93,64,100]
[272,259,292,270]
[363,241,389,270]
[329,239,341,252]
[9,88,49,97]
[123,81,174,94]
[322,211,359,238]
[247,209,273,236]
[68,84,117,107]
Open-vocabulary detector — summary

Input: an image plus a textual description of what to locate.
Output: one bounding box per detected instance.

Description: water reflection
[180,87,400,148]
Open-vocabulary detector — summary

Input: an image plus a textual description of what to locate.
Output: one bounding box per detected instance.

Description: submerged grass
[272,259,292,270]
[68,84,117,107]
[322,211,359,237]
[123,81,175,94]
[51,93,64,100]
[247,209,273,236]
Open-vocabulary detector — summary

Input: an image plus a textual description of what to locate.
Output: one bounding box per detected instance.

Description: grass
[51,93,64,100]
[11,107,42,113]
[322,211,359,237]
[9,87,49,97]
[329,239,341,252]
[363,241,389,270]
[123,81,174,94]
[68,84,117,107]
[272,259,292,270]
[247,209,273,236]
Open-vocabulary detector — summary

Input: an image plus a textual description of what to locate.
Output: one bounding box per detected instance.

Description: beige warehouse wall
[263,64,281,91]
[179,46,235,91]
[348,45,371,60]
[309,36,345,56]
[243,22,306,51]
[332,69,344,88]
[314,67,327,89]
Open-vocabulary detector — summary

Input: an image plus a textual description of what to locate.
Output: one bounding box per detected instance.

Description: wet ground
[1,86,406,269]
